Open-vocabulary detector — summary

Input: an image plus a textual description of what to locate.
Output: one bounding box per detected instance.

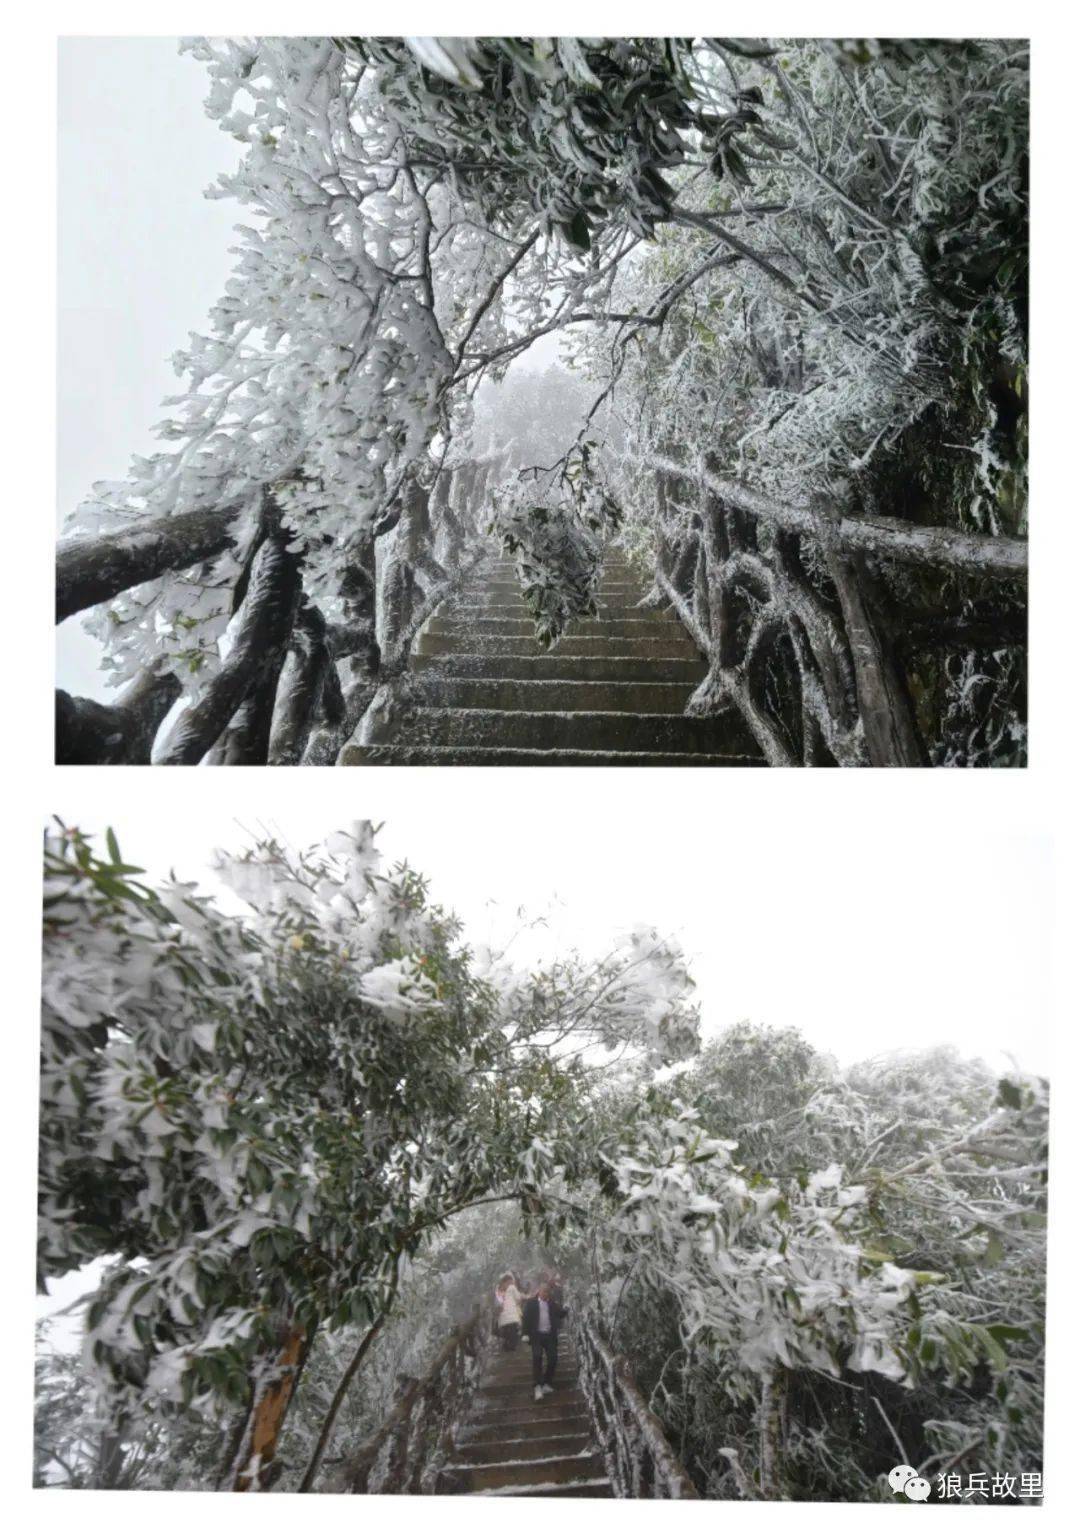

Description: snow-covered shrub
[583,1025,1046,1500]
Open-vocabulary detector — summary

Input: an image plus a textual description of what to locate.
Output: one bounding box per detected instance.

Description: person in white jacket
[494,1272,524,1350]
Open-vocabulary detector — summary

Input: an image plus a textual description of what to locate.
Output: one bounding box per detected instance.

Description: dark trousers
[531,1331,557,1386]
[499,1322,520,1351]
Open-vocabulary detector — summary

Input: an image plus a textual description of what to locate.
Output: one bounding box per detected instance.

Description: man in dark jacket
[522,1280,567,1400]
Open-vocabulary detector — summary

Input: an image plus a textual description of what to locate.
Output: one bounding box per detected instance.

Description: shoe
[534,1386,544,1401]
[541,1384,554,1395]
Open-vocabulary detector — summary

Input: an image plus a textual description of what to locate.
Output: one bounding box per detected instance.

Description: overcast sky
[48,784,1052,1078]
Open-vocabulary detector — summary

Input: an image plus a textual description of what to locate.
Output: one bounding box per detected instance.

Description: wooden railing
[639,451,1029,767]
[572,1306,699,1499]
[647,454,1027,579]
[53,451,510,766]
[336,1302,491,1494]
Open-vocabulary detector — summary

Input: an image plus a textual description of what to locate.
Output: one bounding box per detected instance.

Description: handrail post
[571,1300,699,1500]
[336,1298,490,1495]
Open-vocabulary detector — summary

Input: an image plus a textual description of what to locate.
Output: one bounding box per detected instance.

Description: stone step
[468,1401,593,1430]
[416,633,700,660]
[476,1378,571,1400]
[339,745,757,766]
[471,1374,584,1397]
[480,579,642,597]
[481,1348,576,1372]
[467,1476,613,1498]
[467,1416,593,1440]
[479,1376,581,1395]
[449,600,659,622]
[472,569,639,586]
[480,553,636,567]
[461,1419,593,1449]
[413,653,706,684]
[456,1397,586,1428]
[473,552,634,567]
[379,707,750,754]
[483,1353,579,1377]
[426,616,686,641]
[409,677,695,715]
[454,1433,594,1463]
[440,1452,607,1493]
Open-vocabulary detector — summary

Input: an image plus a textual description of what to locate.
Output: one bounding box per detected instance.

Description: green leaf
[997,1077,1022,1109]
[563,211,591,252]
[987,1323,1029,1344]
[982,1231,1005,1266]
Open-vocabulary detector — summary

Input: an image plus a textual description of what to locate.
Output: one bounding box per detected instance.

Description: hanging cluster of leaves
[53,37,788,715]
[42,822,503,1413]
[490,442,621,646]
[590,41,1028,527]
[63,37,647,744]
[342,37,741,248]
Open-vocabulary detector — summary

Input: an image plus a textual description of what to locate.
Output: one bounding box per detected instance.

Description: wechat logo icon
[890,1464,931,1502]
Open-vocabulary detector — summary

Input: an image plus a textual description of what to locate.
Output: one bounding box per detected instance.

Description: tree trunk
[298,1300,395,1492]
[216,1395,255,1490]
[471,461,492,525]
[402,476,447,584]
[56,502,241,622]
[702,499,736,667]
[819,525,926,766]
[232,1325,309,1492]
[382,475,449,665]
[758,1368,783,1499]
[218,652,290,765]
[268,606,343,765]
[55,668,181,764]
[431,466,465,567]
[380,558,417,667]
[156,530,301,765]
[300,531,379,765]
[452,462,478,530]
[92,1417,129,1490]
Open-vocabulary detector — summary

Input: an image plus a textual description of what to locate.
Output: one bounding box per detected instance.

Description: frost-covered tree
[574,1024,1046,1500]
[55,38,647,766]
[563,40,1028,764]
[38,818,699,1489]
[57,37,1027,766]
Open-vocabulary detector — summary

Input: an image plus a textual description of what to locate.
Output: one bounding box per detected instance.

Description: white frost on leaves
[608,1108,930,1385]
[357,959,440,1022]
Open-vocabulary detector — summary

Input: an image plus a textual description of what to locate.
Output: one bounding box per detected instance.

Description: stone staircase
[437,1334,612,1498]
[340,550,762,765]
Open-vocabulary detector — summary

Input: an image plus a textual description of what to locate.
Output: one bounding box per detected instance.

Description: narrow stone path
[342,550,762,764]
[437,1333,612,1497]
